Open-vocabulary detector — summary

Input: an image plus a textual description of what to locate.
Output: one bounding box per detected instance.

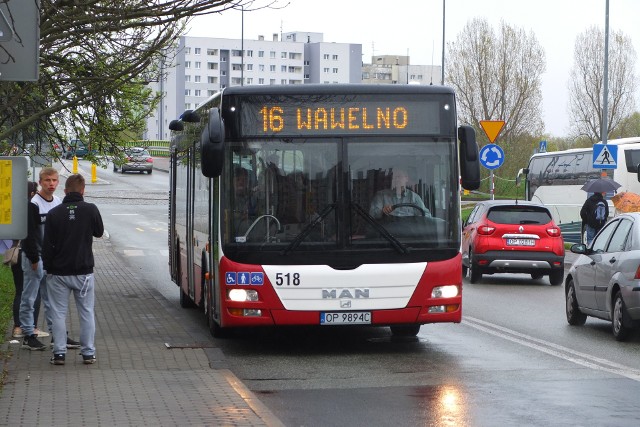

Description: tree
[567,26,638,143]
[610,112,640,139]
[446,18,546,143]
[0,0,264,161]
[446,18,546,188]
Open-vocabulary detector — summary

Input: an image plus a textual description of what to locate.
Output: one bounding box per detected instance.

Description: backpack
[593,201,607,229]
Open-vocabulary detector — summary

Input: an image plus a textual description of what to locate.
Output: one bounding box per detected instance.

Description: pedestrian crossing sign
[592,143,617,169]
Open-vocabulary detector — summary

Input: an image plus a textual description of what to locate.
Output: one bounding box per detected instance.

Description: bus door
[186,146,196,300]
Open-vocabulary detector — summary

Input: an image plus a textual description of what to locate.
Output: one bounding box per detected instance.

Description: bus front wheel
[211,320,234,339]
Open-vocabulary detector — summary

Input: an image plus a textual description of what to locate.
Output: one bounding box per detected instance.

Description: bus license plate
[506,238,535,246]
[320,312,371,325]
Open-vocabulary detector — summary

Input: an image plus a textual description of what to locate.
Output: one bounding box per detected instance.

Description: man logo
[322,289,370,299]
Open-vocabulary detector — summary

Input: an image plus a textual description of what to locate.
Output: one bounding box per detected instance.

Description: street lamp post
[602,0,609,144]
[441,0,445,85]
[241,5,244,86]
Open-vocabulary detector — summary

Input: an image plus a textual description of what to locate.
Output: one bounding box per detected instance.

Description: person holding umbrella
[580,191,609,245]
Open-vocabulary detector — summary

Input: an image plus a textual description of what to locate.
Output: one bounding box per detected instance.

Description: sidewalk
[0,237,283,425]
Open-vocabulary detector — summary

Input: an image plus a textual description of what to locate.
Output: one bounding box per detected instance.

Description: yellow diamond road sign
[480,120,505,143]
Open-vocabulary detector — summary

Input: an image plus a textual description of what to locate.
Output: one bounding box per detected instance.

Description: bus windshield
[223,137,459,266]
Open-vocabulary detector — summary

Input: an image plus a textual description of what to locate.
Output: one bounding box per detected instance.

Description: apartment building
[362,55,442,85]
[146,32,362,140]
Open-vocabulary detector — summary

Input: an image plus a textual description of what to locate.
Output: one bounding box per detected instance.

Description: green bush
[0,265,13,331]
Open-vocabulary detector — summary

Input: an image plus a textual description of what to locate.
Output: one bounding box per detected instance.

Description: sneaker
[22,335,46,351]
[50,354,65,365]
[50,336,82,349]
[34,328,50,337]
[66,337,81,349]
[82,354,96,364]
[12,326,23,338]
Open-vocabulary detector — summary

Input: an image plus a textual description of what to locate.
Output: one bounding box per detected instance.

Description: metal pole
[406,48,409,84]
[441,0,445,85]
[241,6,244,86]
[602,0,609,145]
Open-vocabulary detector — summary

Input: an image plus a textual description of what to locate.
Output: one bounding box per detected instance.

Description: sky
[187,0,640,138]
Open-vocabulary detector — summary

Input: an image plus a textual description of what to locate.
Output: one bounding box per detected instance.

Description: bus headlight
[228,289,259,302]
[431,285,459,298]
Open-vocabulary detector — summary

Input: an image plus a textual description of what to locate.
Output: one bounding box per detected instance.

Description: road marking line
[123,250,144,256]
[112,213,139,216]
[464,316,640,382]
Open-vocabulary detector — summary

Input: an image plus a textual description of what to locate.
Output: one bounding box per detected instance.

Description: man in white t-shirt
[19,167,70,350]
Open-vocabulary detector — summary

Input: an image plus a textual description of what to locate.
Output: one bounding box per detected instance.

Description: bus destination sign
[236,97,446,137]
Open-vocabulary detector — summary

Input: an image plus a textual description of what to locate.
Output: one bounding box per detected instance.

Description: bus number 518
[275,272,300,286]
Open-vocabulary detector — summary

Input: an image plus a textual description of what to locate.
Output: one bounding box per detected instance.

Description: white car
[565,212,640,341]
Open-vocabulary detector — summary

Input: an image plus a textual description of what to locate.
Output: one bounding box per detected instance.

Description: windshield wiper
[282,203,336,255]
[350,202,409,254]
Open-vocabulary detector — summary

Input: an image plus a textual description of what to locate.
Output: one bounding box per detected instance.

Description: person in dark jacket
[11,181,42,339]
[42,174,104,365]
[580,192,609,245]
[19,167,62,351]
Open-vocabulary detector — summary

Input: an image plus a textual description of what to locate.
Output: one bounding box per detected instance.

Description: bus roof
[529,136,640,159]
[220,83,456,97]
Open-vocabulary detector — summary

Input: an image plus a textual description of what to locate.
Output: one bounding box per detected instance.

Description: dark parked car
[63,139,96,159]
[113,147,153,174]
[462,200,565,285]
[565,212,640,341]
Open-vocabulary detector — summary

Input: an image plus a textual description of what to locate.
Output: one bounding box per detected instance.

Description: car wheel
[120,167,125,174]
[549,269,564,286]
[531,272,543,280]
[565,278,587,326]
[612,290,632,341]
[469,250,482,284]
[147,169,153,174]
[390,325,420,337]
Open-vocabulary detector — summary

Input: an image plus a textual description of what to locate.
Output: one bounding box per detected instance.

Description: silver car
[113,147,153,174]
[565,212,640,341]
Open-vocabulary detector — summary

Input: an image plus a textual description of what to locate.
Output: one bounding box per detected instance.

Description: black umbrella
[580,177,621,193]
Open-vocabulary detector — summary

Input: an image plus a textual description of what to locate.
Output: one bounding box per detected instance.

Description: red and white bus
[168,84,479,337]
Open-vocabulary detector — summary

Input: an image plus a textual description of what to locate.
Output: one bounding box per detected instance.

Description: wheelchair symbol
[225,273,236,285]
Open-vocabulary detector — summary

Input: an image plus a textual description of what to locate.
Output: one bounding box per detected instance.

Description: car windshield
[487,206,552,225]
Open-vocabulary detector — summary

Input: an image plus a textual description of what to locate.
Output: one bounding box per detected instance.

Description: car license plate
[506,238,535,246]
[320,312,371,325]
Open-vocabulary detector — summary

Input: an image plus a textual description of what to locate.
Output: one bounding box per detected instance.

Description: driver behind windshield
[369,168,430,219]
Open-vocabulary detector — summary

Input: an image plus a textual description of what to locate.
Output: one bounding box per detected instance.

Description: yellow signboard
[479,120,505,143]
[0,160,12,224]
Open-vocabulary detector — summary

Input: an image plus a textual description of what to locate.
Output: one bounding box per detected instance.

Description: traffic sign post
[479,120,505,143]
[592,143,617,169]
[479,120,506,200]
[479,144,505,200]
[539,140,547,153]
[0,0,40,81]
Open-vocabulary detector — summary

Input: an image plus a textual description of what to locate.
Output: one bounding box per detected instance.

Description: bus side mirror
[458,125,480,190]
[201,108,224,178]
[181,110,201,123]
[515,167,529,187]
[637,164,640,182]
[168,120,183,132]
